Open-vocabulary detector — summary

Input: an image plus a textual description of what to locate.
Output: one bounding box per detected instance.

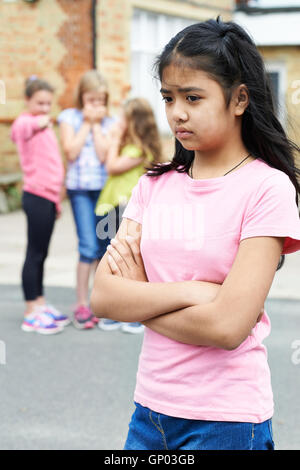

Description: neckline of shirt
[183,157,261,187]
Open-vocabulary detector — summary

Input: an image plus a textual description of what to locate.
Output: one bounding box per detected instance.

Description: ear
[234,84,249,116]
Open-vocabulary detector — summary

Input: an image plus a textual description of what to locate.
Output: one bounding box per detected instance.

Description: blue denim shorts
[68,189,110,263]
[124,403,275,450]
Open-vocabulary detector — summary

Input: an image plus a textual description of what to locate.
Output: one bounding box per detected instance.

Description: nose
[171,102,188,123]
[41,105,50,114]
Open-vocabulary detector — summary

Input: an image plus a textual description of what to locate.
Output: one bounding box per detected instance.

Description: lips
[175,128,193,139]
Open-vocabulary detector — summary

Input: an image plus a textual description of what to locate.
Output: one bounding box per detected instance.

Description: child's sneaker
[73,305,95,330]
[98,318,122,331]
[44,304,71,327]
[91,315,99,325]
[22,309,64,335]
[121,322,144,334]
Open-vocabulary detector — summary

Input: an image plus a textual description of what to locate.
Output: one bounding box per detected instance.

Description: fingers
[110,238,133,268]
[107,253,122,276]
[107,236,144,278]
[125,235,143,266]
[107,243,129,275]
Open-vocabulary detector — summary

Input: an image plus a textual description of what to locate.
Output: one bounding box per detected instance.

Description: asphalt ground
[0,284,299,450]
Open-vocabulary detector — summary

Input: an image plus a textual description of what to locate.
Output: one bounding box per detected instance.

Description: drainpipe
[91,0,97,68]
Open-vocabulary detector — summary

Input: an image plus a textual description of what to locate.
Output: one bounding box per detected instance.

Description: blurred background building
[235,0,300,151]
[0,0,299,198]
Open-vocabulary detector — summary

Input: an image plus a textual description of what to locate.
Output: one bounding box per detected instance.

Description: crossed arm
[90,217,284,350]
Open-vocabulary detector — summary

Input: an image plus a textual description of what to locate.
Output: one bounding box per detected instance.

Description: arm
[92,105,109,162]
[15,115,51,141]
[59,121,91,162]
[92,123,108,163]
[104,121,144,175]
[144,236,283,350]
[105,140,144,175]
[90,218,221,321]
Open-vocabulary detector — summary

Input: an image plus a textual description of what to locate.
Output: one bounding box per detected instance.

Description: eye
[162,96,173,103]
[187,95,200,102]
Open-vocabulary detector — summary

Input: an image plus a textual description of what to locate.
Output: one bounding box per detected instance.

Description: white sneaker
[121,322,144,334]
[98,318,122,331]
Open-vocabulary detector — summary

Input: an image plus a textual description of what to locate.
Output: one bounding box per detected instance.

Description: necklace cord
[190,153,251,179]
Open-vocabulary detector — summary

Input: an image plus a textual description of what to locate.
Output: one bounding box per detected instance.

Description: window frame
[265,61,287,126]
[130,8,196,135]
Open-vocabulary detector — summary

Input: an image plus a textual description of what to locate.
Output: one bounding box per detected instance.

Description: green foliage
[5,185,22,211]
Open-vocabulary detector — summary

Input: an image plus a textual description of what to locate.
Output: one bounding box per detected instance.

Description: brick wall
[57,0,94,109]
[0,0,233,174]
[0,0,67,173]
[96,0,233,160]
[97,0,132,111]
[97,0,233,116]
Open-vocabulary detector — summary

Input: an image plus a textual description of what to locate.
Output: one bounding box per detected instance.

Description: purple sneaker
[73,305,95,330]
[44,304,71,327]
[22,309,63,335]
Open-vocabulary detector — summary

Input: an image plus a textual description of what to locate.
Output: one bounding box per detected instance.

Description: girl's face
[82,89,107,108]
[160,64,241,153]
[26,90,53,115]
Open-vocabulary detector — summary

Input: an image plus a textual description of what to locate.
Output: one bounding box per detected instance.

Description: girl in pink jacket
[11,76,69,334]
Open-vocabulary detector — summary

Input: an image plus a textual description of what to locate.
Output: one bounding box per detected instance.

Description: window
[247,0,300,7]
[266,62,286,125]
[131,9,195,134]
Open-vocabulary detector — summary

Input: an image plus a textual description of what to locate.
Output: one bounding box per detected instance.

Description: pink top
[11,113,64,212]
[122,158,300,423]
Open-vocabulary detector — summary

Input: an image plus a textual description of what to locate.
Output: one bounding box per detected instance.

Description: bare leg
[76,261,91,307]
[24,295,48,316]
[24,299,39,317]
[24,300,38,316]
[36,296,46,306]
[89,260,99,283]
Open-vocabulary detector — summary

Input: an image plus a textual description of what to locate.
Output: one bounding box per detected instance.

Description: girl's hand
[106,237,264,322]
[108,121,125,142]
[55,201,62,219]
[84,105,107,124]
[107,236,148,282]
[82,104,96,124]
[92,105,107,123]
[38,115,52,129]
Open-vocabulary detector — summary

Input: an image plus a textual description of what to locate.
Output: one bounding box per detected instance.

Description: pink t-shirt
[11,113,64,211]
[122,158,300,423]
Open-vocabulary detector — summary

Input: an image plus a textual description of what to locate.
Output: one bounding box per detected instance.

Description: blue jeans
[68,189,110,263]
[124,403,275,450]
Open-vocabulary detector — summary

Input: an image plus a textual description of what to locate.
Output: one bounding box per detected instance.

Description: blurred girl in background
[11,76,67,335]
[95,97,162,333]
[58,70,116,330]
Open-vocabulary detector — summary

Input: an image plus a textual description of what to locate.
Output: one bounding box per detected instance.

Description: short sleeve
[101,116,118,135]
[121,144,143,159]
[122,174,150,224]
[240,172,300,254]
[57,108,76,128]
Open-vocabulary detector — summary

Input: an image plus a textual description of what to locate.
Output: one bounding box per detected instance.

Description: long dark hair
[147,18,300,200]
[146,17,300,269]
